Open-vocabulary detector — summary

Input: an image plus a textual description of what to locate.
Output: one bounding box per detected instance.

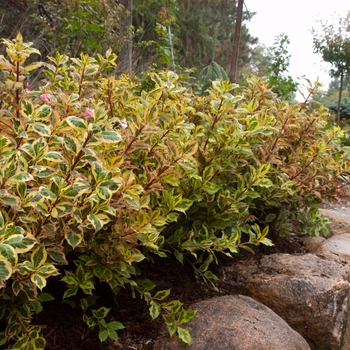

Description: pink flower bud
[40,93,56,104]
[84,107,94,119]
[40,94,49,103]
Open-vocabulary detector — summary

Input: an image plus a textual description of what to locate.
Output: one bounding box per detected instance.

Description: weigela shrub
[0,33,349,349]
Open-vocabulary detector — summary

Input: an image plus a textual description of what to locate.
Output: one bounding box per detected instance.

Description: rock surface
[319,233,350,258]
[304,208,350,258]
[320,208,350,237]
[303,236,326,253]
[153,295,311,350]
[219,253,350,350]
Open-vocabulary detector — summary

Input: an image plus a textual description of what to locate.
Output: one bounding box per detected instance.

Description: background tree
[241,43,272,77]
[131,0,258,77]
[312,12,350,123]
[0,1,41,51]
[0,0,273,84]
[229,0,244,82]
[312,77,350,120]
[131,0,178,71]
[118,0,133,73]
[265,33,298,101]
[0,0,127,58]
[177,0,258,75]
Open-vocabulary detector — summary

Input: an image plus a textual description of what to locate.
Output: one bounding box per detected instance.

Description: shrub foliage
[0,33,350,349]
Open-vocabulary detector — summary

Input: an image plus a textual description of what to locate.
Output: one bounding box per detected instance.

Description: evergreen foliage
[0,0,127,57]
[198,61,228,95]
[266,34,298,101]
[124,0,259,75]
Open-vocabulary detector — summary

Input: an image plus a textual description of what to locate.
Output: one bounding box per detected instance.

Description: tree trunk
[119,0,133,74]
[126,0,133,73]
[229,0,244,83]
[337,73,344,123]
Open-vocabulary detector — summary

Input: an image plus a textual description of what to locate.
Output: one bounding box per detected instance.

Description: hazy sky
[245,0,350,99]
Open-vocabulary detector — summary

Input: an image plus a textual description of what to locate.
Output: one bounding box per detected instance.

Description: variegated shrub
[0,33,349,349]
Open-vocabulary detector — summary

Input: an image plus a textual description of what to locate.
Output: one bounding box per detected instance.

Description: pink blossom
[40,93,56,104]
[84,107,94,119]
[40,94,49,103]
[24,82,29,89]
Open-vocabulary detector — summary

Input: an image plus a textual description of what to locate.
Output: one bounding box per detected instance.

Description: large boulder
[219,253,350,350]
[153,295,310,350]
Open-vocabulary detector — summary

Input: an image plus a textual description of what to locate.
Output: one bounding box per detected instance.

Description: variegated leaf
[37,264,58,277]
[87,214,103,231]
[94,130,122,143]
[40,151,64,163]
[33,123,51,137]
[30,273,46,291]
[0,258,12,281]
[9,172,33,182]
[3,234,36,254]
[31,166,56,178]
[0,244,17,266]
[66,116,87,131]
[31,246,47,269]
[63,135,80,154]
[65,230,83,249]
[0,193,21,211]
[39,186,57,200]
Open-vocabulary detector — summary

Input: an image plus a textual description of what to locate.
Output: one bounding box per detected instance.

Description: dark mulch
[33,230,307,350]
[37,258,226,350]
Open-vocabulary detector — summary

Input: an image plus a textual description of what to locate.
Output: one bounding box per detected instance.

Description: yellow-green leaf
[107,321,124,331]
[153,289,171,301]
[3,234,36,254]
[173,198,193,213]
[39,186,57,200]
[87,214,103,231]
[96,186,112,200]
[33,123,51,137]
[163,314,177,337]
[10,172,34,182]
[177,326,192,344]
[65,230,83,249]
[21,62,45,73]
[149,301,161,319]
[0,244,17,266]
[41,151,64,163]
[0,258,12,281]
[66,116,87,131]
[31,273,47,291]
[32,166,56,178]
[0,194,21,211]
[99,328,108,342]
[95,130,122,143]
[63,135,80,154]
[0,61,15,71]
[31,246,47,269]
